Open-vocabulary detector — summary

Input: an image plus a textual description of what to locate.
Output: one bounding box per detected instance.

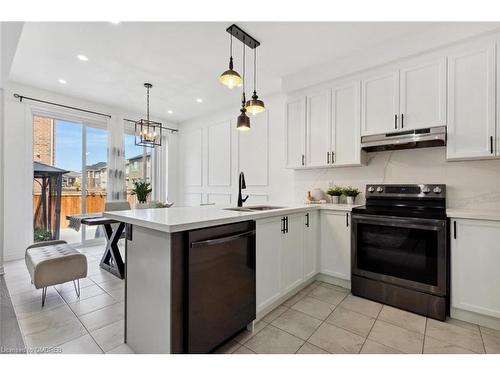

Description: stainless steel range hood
[361,126,446,152]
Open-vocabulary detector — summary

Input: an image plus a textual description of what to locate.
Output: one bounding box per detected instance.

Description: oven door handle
[350,213,446,231]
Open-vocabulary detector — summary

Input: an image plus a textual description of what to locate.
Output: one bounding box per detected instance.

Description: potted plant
[131,179,152,208]
[326,186,343,204]
[343,186,360,205]
[34,228,52,242]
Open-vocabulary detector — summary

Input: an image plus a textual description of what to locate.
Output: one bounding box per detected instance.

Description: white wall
[178,93,294,206]
[1,22,24,273]
[2,82,179,261]
[294,148,500,209]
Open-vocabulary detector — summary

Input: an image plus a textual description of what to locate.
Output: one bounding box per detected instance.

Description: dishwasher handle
[190,230,256,248]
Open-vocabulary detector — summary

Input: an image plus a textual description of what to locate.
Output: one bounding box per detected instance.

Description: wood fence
[34,192,137,229]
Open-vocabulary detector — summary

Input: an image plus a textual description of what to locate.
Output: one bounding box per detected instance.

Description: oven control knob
[376,186,384,193]
[433,186,442,194]
[368,186,375,193]
[422,186,431,194]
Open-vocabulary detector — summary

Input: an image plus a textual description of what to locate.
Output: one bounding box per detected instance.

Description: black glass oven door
[351,214,447,296]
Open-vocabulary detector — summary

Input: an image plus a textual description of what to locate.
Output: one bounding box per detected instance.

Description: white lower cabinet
[303,211,319,280]
[256,217,283,312]
[281,213,305,294]
[451,218,500,319]
[320,211,351,281]
[256,211,318,313]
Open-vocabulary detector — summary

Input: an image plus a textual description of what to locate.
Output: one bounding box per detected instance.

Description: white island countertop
[104,203,361,233]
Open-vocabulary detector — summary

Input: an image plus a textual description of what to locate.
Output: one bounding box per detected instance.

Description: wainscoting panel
[208,121,231,187]
[238,111,269,186]
[182,128,203,187]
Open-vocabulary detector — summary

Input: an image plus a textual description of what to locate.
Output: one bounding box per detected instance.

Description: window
[124,131,152,207]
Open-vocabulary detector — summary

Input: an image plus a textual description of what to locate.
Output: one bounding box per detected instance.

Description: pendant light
[135,83,163,148]
[219,33,242,89]
[245,47,266,115]
[237,42,250,131]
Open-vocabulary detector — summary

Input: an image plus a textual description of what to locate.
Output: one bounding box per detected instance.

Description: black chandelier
[220,24,265,131]
[135,83,163,148]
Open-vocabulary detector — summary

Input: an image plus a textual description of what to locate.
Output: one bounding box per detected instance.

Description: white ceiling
[9,22,500,123]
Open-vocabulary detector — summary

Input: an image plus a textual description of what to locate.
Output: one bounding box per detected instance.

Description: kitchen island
[104,204,359,354]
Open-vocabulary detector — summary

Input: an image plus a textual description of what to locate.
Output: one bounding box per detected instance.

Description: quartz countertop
[104,203,361,233]
[447,208,500,222]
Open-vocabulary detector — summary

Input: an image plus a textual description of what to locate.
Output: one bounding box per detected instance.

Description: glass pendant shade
[219,68,242,89]
[245,92,266,115]
[220,39,242,89]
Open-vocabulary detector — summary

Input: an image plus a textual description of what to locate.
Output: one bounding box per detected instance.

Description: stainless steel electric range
[351,184,448,321]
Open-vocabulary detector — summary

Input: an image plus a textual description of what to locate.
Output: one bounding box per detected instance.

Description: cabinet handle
[331,152,335,164]
[285,216,289,234]
[305,213,310,227]
[346,212,349,227]
[453,220,457,239]
[401,113,404,129]
[490,136,494,154]
[327,152,330,164]
[394,114,398,129]
[281,217,285,234]
[301,154,305,166]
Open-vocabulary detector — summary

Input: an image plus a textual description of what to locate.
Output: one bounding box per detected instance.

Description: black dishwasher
[187,221,256,353]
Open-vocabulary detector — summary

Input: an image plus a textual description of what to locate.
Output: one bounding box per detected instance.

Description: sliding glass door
[33,114,108,245]
[83,125,108,242]
[123,130,151,208]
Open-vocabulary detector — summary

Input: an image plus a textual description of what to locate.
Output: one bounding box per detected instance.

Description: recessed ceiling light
[77,54,88,61]
[58,79,67,84]
[110,21,121,25]
[167,110,173,114]
[196,98,203,103]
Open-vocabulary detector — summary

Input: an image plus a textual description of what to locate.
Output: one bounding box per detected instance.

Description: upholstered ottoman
[25,240,87,306]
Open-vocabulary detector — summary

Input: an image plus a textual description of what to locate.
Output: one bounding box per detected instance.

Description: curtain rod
[13,93,112,119]
[123,118,178,133]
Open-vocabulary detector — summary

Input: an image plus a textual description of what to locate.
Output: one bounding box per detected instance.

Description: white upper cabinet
[306,89,331,168]
[361,71,400,136]
[451,219,500,319]
[286,82,365,169]
[331,81,364,166]
[285,97,306,168]
[447,40,496,160]
[361,57,447,136]
[399,57,447,130]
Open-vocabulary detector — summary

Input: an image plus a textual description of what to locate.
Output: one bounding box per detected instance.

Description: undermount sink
[224,205,286,212]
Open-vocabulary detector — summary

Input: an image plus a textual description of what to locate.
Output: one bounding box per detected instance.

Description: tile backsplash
[294,147,500,210]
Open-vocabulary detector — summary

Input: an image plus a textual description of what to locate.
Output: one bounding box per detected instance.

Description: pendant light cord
[146,85,150,122]
[253,48,256,93]
[242,39,246,104]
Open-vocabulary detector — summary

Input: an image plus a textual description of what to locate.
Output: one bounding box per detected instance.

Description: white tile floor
[3,243,132,354]
[4,244,500,354]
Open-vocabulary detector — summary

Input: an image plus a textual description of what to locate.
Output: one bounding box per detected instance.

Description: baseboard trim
[256,277,317,320]
[316,273,351,290]
[256,273,351,321]
[451,307,500,331]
